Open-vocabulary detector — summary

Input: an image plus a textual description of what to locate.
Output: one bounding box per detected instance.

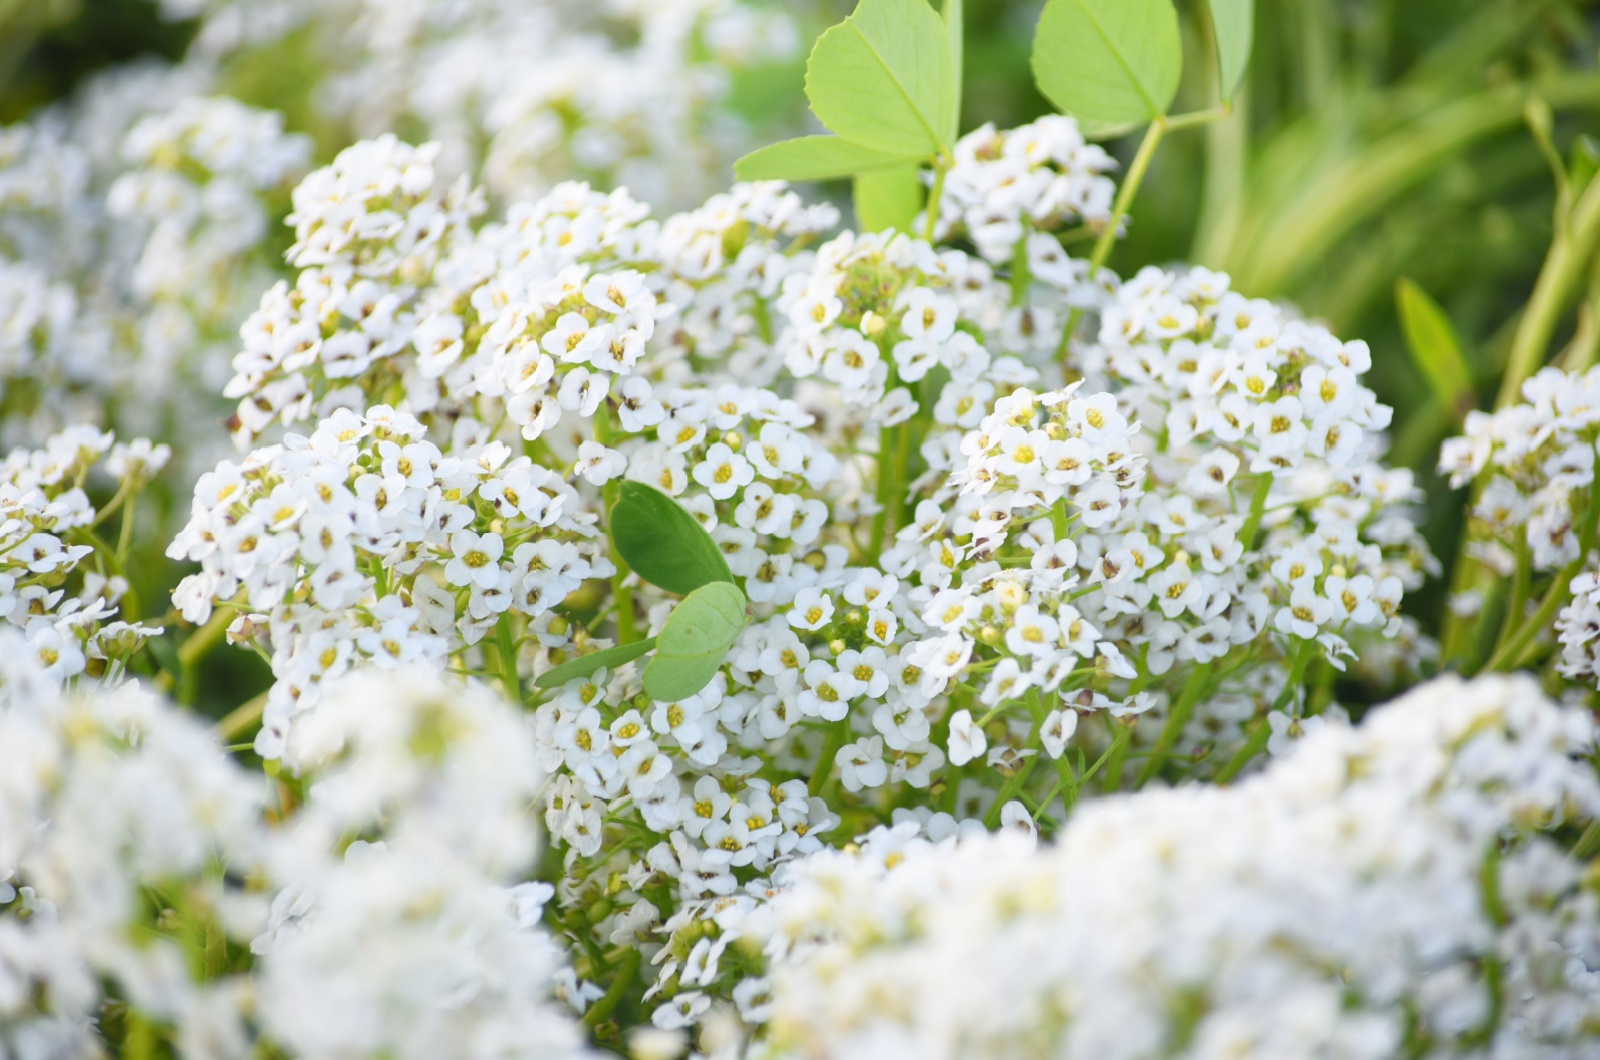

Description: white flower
[445,530,506,590]
[787,588,834,632]
[947,709,986,767]
[691,443,754,501]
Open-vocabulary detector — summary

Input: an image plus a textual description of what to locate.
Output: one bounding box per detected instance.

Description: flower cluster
[1065,265,1435,749]
[1440,364,1599,693]
[258,667,593,1060]
[1440,364,1600,576]
[170,134,1459,1037]
[0,643,267,1058]
[1558,569,1600,692]
[736,674,1600,1058]
[0,426,167,689]
[167,404,609,757]
[1,654,592,1058]
[0,78,309,457]
[223,139,836,447]
[931,115,1119,264]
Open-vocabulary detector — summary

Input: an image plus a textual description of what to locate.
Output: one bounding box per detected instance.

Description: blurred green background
[7,0,1600,658]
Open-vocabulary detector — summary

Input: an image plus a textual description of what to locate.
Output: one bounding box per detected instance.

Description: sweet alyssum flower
[733,674,1600,1059]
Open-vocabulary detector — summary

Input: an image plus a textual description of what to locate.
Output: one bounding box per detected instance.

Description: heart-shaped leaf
[610,481,734,597]
[1208,0,1253,104]
[1032,0,1182,128]
[643,582,749,702]
[533,637,657,690]
[806,0,958,158]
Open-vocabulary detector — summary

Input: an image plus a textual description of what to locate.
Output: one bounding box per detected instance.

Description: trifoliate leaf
[1032,0,1182,127]
[806,0,958,158]
[533,638,657,690]
[643,582,749,702]
[610,481,734,597]
[854,162,925,233]
[736,135,919,182]
[1208,0,1253,104]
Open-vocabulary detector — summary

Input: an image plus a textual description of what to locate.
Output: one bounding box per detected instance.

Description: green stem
[1238,474,1275,551]
[1481,492,1594,673]
[581,947,641,1028]
[1135,661,1214,787]
[1481,559,1583,672]
[116,491,138,563]
[810,721,850,799]
[495,613,524,706]
[1441,145,1600,661]
[171,603,238,703]
[123,1011,160,1060]
[1497,162,1600,408]
[214,690,268,741]
[1572,819,1600,861]
[1055,119,1167,367]
[1490,539,1531,660]
[1217,642,1313,782]
[923,160,950,244]
[1216,717,1271,783]
[1100,716,1133,793]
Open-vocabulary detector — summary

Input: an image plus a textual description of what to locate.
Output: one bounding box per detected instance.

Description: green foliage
[733,0,962,210]
[533,638,658,691]
[1571,135,1600,197]
[1396,278,1476,423]
[944,0,964,109]
[805,0,957,156]
[1207,0,1254,103]
[609,481,733,597]
[853,162,925,233]
[736,135,914,181]
[1031,0,1182,130]
[643,582,749,702]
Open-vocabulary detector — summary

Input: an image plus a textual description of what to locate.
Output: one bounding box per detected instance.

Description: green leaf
[736,135,919,182]
[533,638,657,690]
[1031,0,1182,127]
[854,163,925,233]
[1396,278,1475,423]
[944,0,963,122]
[610,481,734,597]
[806,0,958,157]
[1207,0,1253,104]
[643,583,749,702]
[1570,134,1600,196]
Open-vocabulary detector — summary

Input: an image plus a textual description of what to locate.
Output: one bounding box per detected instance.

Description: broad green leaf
[1208,0,1253,104]
[736,135,918,182]
[806,0,958,157]
[944,0,963,120]
[854,163,925,233]
[1077,118,1140,143]
[610,481,734,596]
[643,582,749,702]
[533,638,657,690]
[1396,278,1475,423]
[1032,0,1182,127]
